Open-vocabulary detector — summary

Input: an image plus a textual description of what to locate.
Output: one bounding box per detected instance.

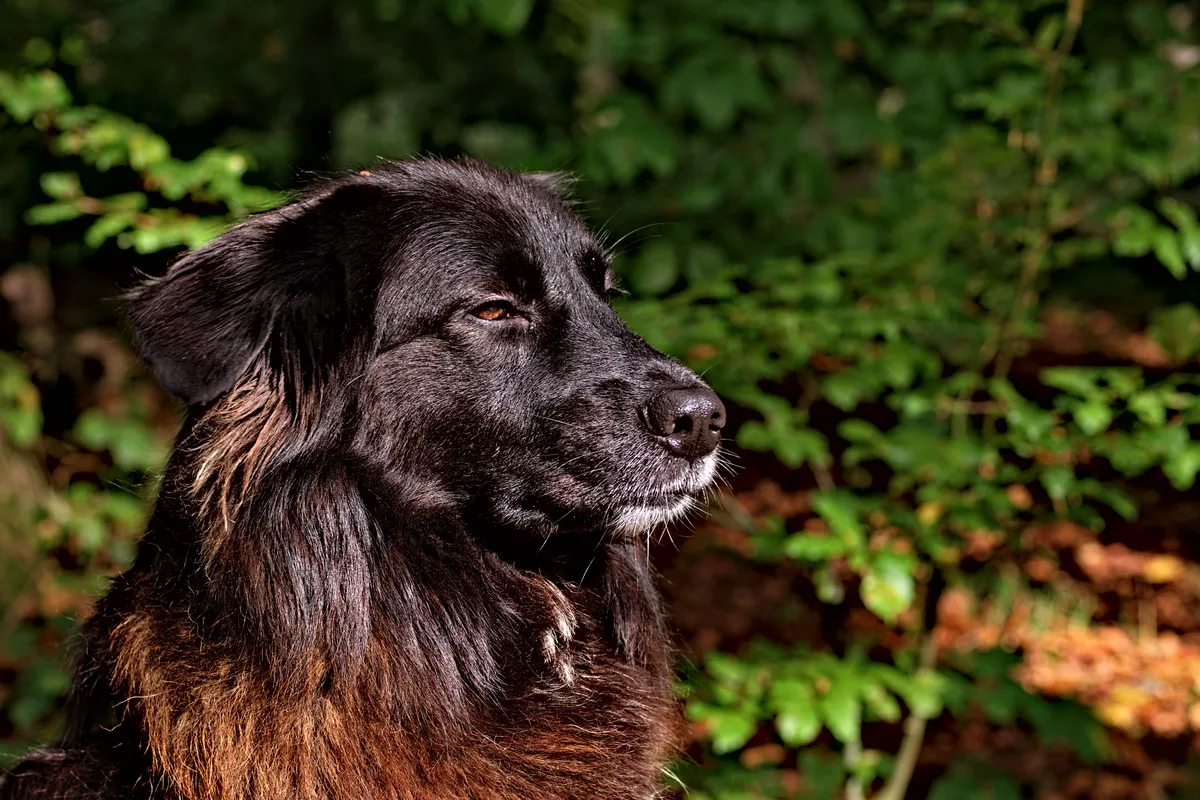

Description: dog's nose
[641,386,726,461]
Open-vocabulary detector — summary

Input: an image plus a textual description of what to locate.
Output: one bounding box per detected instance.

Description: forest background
[3,1,1200,797]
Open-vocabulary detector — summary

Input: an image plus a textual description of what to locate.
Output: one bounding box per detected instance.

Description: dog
[0,158,725,799]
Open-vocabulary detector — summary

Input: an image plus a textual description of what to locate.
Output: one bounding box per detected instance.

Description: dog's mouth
[607,453,720,535]
[610,494,697,535]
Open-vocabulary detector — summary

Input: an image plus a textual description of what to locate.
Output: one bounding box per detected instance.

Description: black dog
[0,158,724,799]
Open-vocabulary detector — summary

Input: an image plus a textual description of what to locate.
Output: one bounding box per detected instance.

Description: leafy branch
[0,70,281,253]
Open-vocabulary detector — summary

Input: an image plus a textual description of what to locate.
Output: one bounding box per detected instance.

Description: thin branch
[991,0,1086,385]
[844,738,866,800]
[870,634,939,800]
[812,461,836,493]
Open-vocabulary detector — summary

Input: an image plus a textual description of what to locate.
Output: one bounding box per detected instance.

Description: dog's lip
[621,488,696,507]
[609,492,697,535]
[641,454,719,500]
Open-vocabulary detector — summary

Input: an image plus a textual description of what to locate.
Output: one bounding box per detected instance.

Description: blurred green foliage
[3,0,1200,797]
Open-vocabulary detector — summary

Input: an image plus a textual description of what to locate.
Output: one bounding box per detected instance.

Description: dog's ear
[524,171,576,199]
[126,179,390,406]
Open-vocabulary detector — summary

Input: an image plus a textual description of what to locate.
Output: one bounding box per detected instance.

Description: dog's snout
[641,386,726,461]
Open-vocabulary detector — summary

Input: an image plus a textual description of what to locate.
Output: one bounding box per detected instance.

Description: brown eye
[470,300,517,321]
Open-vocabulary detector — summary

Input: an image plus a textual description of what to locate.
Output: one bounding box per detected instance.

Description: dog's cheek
[358,341,546,496]
[355,348,477,471]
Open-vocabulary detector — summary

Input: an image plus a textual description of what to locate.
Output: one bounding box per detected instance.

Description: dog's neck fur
[65,391,678,800]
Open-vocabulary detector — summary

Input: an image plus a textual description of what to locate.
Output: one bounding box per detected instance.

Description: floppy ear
[126,179,391,406]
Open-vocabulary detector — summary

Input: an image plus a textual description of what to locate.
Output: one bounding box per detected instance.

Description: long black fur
[1,158,722,800]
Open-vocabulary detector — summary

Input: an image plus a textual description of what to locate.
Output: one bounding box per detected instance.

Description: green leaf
[109,422,163,472]
[838,419,883,443]
[776,706,821,748]
[1,406,43,448]
[1158,197,1200,236]
[904,669,946,719]
[1164,444,1200,491]
[861,681,902,723]
[784,533,846,562]
[73,408,114,451]
[84,211,137,249]
[1073,402,1113,435]
[39,171,82,199]
[819,680,861,744]
[1111,207,1157,258]
[1148,303,1200,360]
[705,652,752,687]
[736,420,773,452]
[25,201,85,225]
[0,69,72,121]
[811,491,866,557]
[708,709,758,754]
[1039,466,1074,503]
[1154,228,1188,279]
[769,678,820,746]
[1041,368,1100,398]
[775,428,829,469]
[1127,392,1166,427]
[822,371,870,411]
[860,551,916,623]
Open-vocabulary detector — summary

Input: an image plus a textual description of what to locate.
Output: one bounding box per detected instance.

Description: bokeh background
[3,1,1200,797]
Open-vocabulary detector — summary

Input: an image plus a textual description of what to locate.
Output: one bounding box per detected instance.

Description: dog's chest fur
[78,536,678,800]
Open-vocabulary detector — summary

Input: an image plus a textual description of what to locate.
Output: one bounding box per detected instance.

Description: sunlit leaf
[860,551,916,623]
[819,680,861,744]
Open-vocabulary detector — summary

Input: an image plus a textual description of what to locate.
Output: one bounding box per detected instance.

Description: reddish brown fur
[189,378,292,545]
[107,585,678,800]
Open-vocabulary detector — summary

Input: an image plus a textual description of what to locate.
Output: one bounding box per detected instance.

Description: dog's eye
[470,300,518,321]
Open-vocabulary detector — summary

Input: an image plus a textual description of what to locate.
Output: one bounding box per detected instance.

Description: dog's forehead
[427,168,591,251]
[379,162,601,294]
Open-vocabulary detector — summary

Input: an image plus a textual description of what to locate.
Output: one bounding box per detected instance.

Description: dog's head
[128,159,724,541]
